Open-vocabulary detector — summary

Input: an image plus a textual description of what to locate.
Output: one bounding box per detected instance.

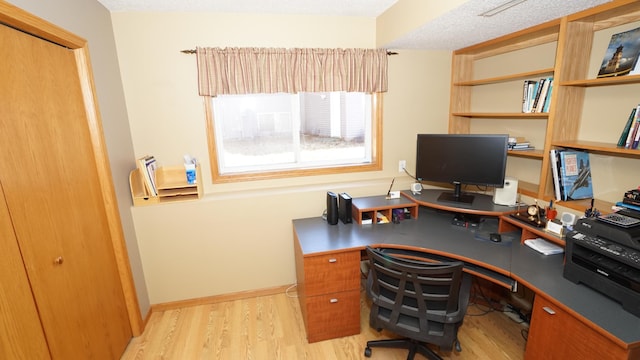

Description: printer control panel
[571,232,640,267]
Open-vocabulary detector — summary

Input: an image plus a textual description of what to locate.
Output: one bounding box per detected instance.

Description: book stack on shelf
[614,188,640,213]
[549,149,594,202]
[617,105,640,149]
[137,155,158,197]
[522,77,553,113]
[508,136,534,151]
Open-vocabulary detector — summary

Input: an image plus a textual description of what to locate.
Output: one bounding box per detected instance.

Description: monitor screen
[415,133,508,206]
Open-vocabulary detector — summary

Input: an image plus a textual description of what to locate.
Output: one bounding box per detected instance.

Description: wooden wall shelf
[129,165,202,206]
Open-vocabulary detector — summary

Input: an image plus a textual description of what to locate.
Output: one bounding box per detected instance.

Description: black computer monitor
[415,133,508,206]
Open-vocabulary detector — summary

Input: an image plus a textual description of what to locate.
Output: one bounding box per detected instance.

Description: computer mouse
[490,233,502,242]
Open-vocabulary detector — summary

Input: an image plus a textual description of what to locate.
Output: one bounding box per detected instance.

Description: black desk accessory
[584,198,600,218]
[338,192,352,224]
[326,191,338,225]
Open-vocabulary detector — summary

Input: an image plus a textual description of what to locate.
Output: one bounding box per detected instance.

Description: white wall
[111,11,451,304]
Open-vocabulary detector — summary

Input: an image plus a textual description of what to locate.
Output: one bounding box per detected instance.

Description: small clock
[527,205,539,217]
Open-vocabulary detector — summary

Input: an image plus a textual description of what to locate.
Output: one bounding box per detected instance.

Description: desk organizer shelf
[129,165,202,206]
[351,195,419,224]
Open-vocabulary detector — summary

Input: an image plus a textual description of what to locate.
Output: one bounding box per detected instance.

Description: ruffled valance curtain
[195,47,388,96]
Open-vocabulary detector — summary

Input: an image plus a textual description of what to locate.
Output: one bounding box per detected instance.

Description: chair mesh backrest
[366,246,469,350]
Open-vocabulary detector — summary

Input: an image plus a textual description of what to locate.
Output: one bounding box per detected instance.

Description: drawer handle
[328,258,337,263]
[543,306,556,315]
[330,298,338,303]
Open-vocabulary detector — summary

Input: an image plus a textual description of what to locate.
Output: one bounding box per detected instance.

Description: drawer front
[305,289,361,343]
[526,296,627,360]
[304,251,361,296]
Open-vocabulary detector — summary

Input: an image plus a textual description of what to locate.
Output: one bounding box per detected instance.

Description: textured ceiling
[386,0,612,50]
[96,0,613,50]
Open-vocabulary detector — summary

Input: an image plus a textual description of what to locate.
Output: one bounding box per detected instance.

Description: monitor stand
[437,183,474,207]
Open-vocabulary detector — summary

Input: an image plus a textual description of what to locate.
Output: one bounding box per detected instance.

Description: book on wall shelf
[549,149,562,201]
[557,150,593,201]
[137,155,158,197]
[597,26,640,78]
[550,148,593,201]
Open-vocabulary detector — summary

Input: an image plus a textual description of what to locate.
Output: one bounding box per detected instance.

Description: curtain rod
[180,49,398,55]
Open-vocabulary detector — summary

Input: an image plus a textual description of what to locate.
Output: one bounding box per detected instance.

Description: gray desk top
[293,206,640,346]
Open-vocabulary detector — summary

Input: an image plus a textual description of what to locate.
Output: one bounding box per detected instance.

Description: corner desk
[292,190,640,359]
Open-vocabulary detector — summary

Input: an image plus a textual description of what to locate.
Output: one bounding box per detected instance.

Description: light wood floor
[121,287,528,359]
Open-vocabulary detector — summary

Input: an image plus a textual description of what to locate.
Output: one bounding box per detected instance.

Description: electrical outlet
[398,160,406,173]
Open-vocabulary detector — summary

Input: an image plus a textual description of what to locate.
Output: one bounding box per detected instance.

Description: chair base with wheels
[364,337,453,359]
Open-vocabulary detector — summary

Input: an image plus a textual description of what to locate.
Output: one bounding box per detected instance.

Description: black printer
[563,217,640,317]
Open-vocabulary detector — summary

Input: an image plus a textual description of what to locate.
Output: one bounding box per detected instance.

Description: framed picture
[597,26,640,78]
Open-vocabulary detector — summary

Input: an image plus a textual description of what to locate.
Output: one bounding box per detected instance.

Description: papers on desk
[524,238,564,255]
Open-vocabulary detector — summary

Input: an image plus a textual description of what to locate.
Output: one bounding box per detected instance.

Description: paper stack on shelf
[508,136,535,151]
[524,238,564,255]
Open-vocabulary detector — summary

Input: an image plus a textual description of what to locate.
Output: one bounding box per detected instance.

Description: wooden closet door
[0,182,51,359]
[0,23,131,359]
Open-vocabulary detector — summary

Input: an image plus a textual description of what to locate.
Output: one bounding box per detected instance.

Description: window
[206,91,382,182]
[195,47,388,182]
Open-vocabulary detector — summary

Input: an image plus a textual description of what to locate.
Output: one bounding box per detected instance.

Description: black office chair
[364,246,472,360]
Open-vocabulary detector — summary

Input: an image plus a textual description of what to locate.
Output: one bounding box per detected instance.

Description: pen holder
[546,207,557,220]
[184,163,197,184]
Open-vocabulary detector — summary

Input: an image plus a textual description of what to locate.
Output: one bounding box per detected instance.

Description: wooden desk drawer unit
[294,246,362,343]
[525,295,634,360]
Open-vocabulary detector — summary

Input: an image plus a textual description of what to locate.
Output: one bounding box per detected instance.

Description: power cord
[285,283,298,298]
[403,167,419,182]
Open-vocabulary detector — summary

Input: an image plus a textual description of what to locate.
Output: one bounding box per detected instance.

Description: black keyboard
[597,212,640,228]
[616,207,640,219]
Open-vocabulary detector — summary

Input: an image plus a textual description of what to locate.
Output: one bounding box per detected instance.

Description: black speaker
[339,192,352,224]
[326,191,338,225]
